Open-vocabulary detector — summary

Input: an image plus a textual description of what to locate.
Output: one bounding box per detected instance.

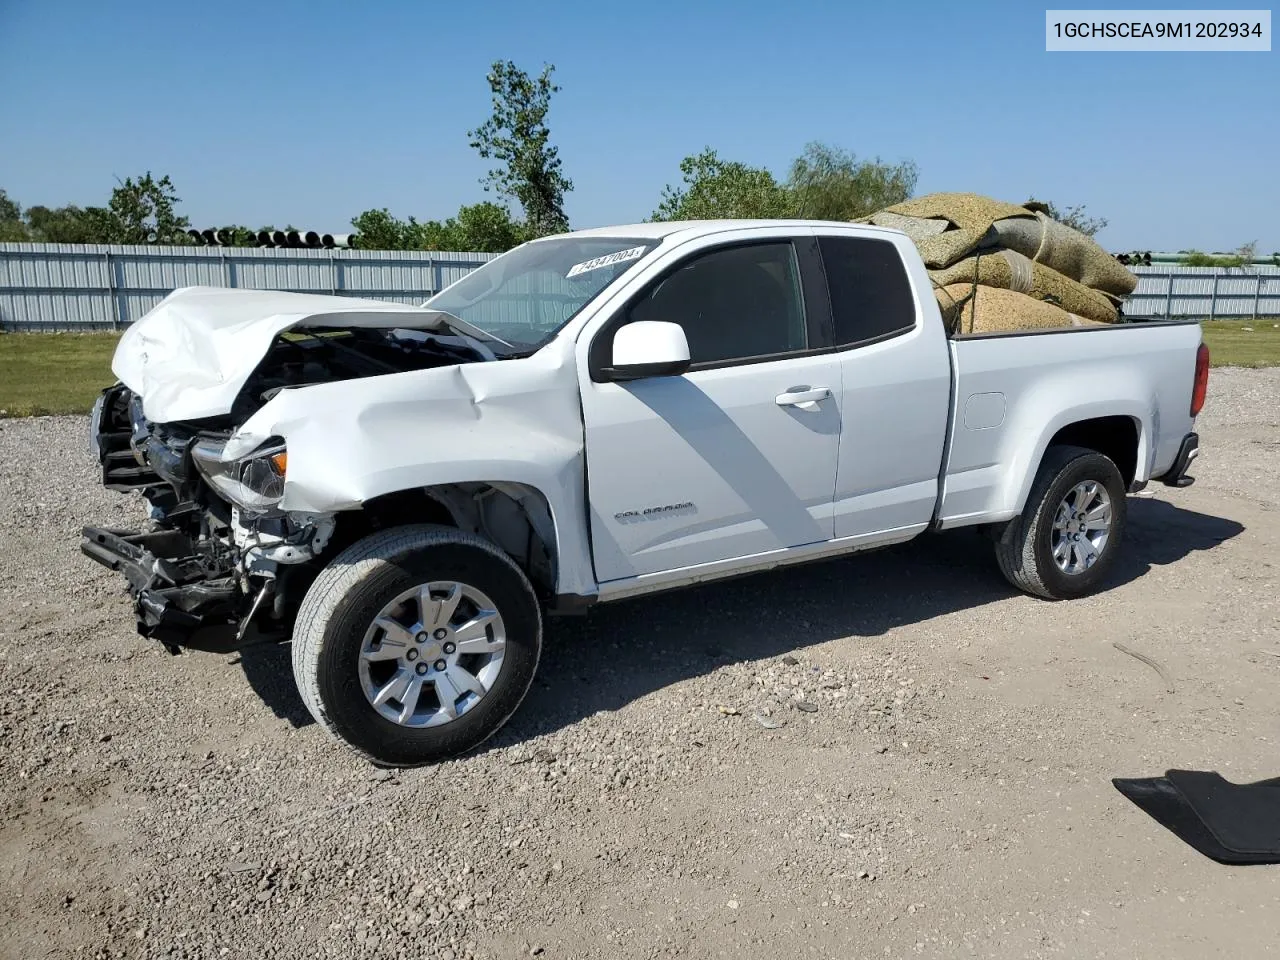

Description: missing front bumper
[81,526,273,654]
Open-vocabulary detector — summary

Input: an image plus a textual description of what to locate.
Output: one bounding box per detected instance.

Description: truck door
[580,237,842,583]
[816,234,952,540]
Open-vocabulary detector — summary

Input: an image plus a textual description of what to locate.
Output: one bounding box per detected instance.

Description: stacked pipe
[186,229,359,248]
[856,193,1139,335]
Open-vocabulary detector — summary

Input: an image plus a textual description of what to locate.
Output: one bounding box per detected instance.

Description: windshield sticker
[565,246,647,279]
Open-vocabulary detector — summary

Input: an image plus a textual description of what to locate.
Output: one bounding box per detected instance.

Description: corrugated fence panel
[0,249,111,293]
[116,253,228,291]
[0,290,113,330]
[116,292,171,325]
[4,243,1280,330]
[341,259,439,297]
[1127,264,1280,318]
[0,244,497,330]
[232,255,341,294]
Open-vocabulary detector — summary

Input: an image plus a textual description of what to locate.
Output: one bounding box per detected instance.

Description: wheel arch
[1043,416,1141,489]
[1008,407,1149,517]
[327,481,570,602]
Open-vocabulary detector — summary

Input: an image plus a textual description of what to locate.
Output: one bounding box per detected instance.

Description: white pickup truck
[84,220,1208,765]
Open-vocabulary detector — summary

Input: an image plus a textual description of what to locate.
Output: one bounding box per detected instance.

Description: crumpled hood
[113,286,460,423]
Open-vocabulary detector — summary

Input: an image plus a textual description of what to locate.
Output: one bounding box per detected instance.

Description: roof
[559,219,903,242]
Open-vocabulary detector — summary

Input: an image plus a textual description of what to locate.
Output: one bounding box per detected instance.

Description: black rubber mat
[1114,770,1280,865]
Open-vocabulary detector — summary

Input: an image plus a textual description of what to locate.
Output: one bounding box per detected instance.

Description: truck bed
[938,318,1203,528]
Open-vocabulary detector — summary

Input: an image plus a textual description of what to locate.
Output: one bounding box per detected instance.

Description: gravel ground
[1,368,1277,960]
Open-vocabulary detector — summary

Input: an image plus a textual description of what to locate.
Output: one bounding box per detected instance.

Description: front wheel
[995,445,1127,600]
[292,525,542,766]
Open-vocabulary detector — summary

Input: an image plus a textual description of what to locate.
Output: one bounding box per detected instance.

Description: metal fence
[1128,263,1280,319]
[0,243,497,331]
[3,243,1279,331]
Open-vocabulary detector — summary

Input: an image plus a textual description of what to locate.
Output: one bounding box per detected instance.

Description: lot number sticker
[566,246,647,278]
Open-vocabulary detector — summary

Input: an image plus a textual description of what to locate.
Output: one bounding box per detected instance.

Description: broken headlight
[191,438,288,513]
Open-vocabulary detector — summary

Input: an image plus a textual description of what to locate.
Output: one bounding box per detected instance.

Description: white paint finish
[831,330,952,536]
[821,228,952,540]
[570,222,923,583]
[580,352,843,582]
[108,219,1206,604]
[224,336,599,598]
[112,286,470,422]
[964,392,1007,430]
[595,522,926,602]
[940,322,1202,527]
[610,320,690,367]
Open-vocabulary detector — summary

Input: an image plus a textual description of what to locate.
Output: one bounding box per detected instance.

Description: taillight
[1190,342,1209,416]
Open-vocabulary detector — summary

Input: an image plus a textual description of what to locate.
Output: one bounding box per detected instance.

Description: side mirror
[607,321,691,381]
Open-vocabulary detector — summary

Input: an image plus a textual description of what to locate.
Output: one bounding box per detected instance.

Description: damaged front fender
[223,341,595,597]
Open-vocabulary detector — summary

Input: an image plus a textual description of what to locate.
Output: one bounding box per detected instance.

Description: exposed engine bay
[226,327,490,421]
[82,328,492,652]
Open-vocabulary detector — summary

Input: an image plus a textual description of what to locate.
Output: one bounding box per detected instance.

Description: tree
[423,202,529,253]
[24,204,110,243]
[350,208,423,250]
[1024,197,1108,237]
[100,173,191,244]
[0,189,29,241]
[468,61,573,237]
[787,143,917,220]
[651,148,790,221]
[353,202,529,252]
[1177,242,1259,268]
[1,177,191,244]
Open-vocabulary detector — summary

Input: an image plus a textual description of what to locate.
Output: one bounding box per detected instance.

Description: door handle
[775,387,831,407]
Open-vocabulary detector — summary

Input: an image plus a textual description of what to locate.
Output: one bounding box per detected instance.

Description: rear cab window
[817,236,916,348]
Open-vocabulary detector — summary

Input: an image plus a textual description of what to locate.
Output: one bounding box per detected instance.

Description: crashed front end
[83,383,334,653]
[80,286,506,652]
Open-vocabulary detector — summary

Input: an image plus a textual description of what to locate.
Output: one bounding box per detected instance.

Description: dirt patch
[0,373,1277,959]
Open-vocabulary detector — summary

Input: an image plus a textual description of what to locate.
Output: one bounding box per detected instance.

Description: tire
[995,445,1127,600]
[292,524,542,766]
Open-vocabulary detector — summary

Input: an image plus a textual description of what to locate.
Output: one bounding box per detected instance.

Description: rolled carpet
[991,211,1137,297]
[859,193,1138,298]
[935,283,1106,335]
[859,193,1034,268]
[929,249,1119,324]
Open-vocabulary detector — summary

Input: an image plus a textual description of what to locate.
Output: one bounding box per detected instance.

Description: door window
[625,242,808,366]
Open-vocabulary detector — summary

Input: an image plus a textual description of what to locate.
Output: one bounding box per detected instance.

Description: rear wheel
[292,525,542,766]
[995,445,1127,600]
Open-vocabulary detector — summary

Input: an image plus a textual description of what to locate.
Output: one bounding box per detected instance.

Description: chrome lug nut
[443,641,456,655]
[434,628,448,641]
[406,649,418,661]
[415,663,429,675]
[434,659,447,672]
[416,632,428,643]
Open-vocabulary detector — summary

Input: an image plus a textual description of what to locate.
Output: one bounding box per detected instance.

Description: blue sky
[1,0,1275,251]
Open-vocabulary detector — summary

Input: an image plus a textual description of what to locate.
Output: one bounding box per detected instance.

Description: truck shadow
[235,496,1243,737]
[490,496,1244,750]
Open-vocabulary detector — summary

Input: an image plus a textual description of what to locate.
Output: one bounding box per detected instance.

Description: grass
[0,319,1277,417]
[0,333,121,417]
[1199,319,1280,369]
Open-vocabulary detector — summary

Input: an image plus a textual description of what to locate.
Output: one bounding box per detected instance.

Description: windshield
[424,236,657,353]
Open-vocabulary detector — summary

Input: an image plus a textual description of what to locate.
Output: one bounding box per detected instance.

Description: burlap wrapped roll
[858,193,1138,298]
[991,212,1137,296]
[935,283,1106,335]
[858,193,1033,268]
[929,249,1119,324]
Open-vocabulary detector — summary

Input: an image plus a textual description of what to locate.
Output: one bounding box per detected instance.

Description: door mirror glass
[607,321,691,381]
